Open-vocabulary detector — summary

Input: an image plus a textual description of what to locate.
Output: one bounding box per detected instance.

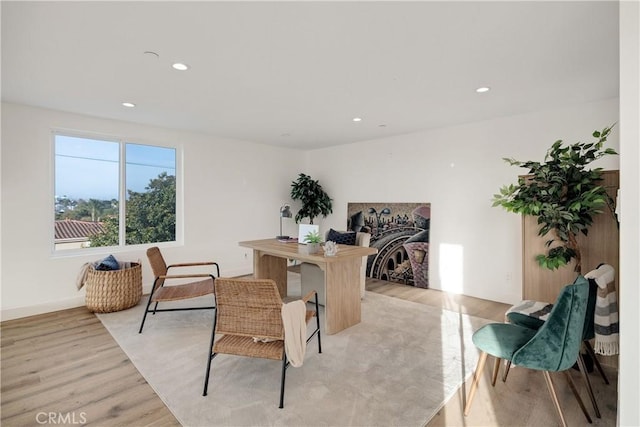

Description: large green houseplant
[492,125,618,274]
[290,173,333,224]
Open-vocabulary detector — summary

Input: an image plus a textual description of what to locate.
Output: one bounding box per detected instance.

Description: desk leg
[324,258,361,335]
[253,250,288,298]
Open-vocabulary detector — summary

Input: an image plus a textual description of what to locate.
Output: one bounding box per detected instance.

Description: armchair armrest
[168,261,217,268]
[167,261,220,277]
[159,273,216,280]
[301,290,317,304]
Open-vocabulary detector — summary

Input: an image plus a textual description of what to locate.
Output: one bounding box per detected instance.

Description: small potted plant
[304,230,322,254]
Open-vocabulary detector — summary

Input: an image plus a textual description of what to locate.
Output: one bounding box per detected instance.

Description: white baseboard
[1,268,254,322]
[1,296,87,322]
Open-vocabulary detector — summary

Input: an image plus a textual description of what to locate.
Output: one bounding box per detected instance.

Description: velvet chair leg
[584,340,609,385]
[491,357,501,387]
[502,360,512,382]
[543,371,568,427]
[464,351,488,416]
[564,370,593,424]
[577,353,601,418]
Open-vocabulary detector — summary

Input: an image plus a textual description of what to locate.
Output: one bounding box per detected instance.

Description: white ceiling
[1,1,619,150]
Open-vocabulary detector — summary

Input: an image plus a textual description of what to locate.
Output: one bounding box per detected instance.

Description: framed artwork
[347,202,430,288]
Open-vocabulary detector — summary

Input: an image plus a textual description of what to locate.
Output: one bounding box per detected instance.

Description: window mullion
[53,132,177,252]
[119,141,127,246]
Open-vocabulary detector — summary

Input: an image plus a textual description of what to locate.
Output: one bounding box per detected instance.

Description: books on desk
[277,237,298,243]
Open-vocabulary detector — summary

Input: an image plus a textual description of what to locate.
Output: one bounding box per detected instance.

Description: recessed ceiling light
[172,62,190,71]
[476,86,491,93]
[352,117,362,122]
[122,102,136,108]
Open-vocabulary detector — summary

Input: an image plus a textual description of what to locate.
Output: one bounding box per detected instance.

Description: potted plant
[290,173,333,224]
[304,230,322,254]
[492,125,618,274]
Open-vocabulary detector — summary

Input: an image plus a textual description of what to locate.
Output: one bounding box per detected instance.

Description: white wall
[0,99,621,317]
[1,103,305,320]
[618,2,640,425]
[306,98,620,304]
[0,93,634,424]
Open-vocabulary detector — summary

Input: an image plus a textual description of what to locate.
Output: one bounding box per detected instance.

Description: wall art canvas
[347,202,431,288]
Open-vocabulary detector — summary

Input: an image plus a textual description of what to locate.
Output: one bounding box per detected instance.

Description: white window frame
[51,130,183,256]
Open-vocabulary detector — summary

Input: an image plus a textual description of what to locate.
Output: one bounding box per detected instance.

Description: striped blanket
[585,264,619,356]
[505,299,552,321]
[506,263,619,356]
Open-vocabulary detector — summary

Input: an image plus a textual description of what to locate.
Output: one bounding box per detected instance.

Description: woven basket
[85,262,142,313]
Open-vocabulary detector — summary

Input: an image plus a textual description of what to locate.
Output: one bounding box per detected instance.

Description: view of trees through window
[54,134,177,250]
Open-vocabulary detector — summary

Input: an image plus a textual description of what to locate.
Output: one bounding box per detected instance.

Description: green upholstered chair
[464,276,591,427]
[503,265,612,419]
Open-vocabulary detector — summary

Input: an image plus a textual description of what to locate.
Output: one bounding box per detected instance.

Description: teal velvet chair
[464,276,591,427]
[504,265,613,419]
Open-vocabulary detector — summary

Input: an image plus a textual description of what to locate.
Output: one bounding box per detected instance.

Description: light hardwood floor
[1,277,617,426]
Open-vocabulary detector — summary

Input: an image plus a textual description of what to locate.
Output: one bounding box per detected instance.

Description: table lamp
[277,205,292,239]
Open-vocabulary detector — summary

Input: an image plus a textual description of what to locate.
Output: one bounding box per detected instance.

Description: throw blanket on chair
[505,300,552,321]
[281,300,307,367]
[585,264,619,356]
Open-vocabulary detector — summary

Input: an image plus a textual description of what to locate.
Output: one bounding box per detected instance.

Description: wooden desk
[239,239,378,335]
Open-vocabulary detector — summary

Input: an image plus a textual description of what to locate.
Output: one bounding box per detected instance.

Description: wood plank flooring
[1,307,180,426]
[1,277,617,426]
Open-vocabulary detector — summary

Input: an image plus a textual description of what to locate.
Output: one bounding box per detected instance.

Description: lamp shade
[280,205,292,218]
[277,205,292,239]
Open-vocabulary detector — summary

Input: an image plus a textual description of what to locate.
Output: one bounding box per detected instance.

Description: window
[54,133,177,251]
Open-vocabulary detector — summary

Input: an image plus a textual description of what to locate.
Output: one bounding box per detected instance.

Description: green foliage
[90,172,176,247]
[492,125,618,273]
[125,173,176,245]
[56,197,117,221]
[303,230,322,244]
[290,173,333,224]
[89,215,119,247]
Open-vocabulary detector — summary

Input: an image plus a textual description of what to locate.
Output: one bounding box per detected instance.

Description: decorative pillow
[326,229,357,246]
[95,254,120,271]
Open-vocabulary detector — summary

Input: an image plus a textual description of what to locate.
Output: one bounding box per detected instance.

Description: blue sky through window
[55,135,176,200]
[126,143,176,198]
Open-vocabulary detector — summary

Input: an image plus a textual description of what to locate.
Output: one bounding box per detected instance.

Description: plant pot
[306,243,320,254]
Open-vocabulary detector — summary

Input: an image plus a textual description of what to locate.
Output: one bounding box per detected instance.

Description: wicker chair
[138,247,219,333]
[203,278,321,408]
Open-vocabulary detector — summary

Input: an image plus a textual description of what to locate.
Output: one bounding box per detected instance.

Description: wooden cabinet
[522,170,619,303]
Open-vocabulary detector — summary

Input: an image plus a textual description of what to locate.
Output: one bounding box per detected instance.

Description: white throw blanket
[281,300,307,367]
[585,264,619,355]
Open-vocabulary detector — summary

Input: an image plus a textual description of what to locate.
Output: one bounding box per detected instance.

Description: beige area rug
[97,273,492,427]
